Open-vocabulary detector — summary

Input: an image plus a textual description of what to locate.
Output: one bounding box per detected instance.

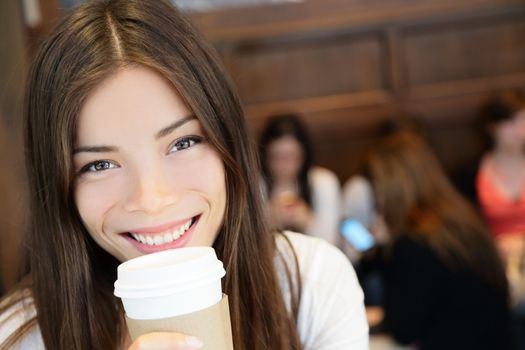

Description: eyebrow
[155,115,196,139]
[73,145,117,155]
[73,115,197,155]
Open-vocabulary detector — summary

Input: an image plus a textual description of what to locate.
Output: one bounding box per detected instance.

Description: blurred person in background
[259,114,342,247]
[457,89,525,288]
[341,118,423,258]
[340,175,390,333]
[362,131,511,349]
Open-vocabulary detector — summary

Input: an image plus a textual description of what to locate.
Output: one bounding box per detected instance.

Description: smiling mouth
[126,216,197,246]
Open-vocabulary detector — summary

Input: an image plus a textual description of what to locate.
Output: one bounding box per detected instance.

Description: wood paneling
[404,17,525,86]
[191,0,525,181]
[232,33,386,103]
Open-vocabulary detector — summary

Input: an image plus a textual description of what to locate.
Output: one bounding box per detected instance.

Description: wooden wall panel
[191,0,525,181]
[232,33,386,103]
[404,18,525,86]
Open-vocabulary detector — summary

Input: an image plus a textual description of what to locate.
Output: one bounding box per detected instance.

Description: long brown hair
[364,131,508,293]
[1,0,302,349]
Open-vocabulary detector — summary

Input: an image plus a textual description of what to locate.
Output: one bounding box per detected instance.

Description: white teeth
[131,233,146,244]
[130,218,194,246]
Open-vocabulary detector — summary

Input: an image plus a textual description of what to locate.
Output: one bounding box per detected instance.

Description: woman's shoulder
[0,289,43,349]
[276,231,344,261]
[275,231,369,348]
[390,235,444,274]
[275,231,357,286]
[392,235,435,258]
[0,289,35,326]
[308,166,339,186]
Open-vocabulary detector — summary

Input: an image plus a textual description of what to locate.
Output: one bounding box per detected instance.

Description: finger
[128,332,203,350]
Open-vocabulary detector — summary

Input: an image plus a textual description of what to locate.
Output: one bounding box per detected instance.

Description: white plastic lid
[114,247,225,299]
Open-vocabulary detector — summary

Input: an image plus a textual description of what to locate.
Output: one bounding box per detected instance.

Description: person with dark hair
[259,114,342,247]
[456,89,525,305]
[0,1,368,349]
[469,89,525,236]
[363,131,511,349]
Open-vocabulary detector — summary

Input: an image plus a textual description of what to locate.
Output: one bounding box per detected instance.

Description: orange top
[476,168,525,237]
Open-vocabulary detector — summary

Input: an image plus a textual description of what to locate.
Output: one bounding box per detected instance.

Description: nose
[122,164,179,214]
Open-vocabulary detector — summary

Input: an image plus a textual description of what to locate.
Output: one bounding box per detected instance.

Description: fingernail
[186,336,203,348]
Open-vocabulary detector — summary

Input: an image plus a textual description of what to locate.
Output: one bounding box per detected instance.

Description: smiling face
[73,66,226,262]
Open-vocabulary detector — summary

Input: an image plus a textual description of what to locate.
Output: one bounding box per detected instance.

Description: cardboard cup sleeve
[125,294,233,350]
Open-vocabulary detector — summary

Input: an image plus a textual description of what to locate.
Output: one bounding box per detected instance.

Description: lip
[123,215,201,254]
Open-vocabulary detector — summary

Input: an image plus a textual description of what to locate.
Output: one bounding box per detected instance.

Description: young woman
[456,90,525,299]
[363,131,511,349]
[461,89,525,237]
[0,1,368,349]
[477,91,525,281]
[259,114,342,247]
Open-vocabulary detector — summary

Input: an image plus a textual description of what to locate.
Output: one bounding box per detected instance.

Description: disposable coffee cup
[114,247,233,349]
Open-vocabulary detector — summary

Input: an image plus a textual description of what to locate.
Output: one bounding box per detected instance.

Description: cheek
[170,149,226,205]
[496,123,516,139]
[75,179,123,231]
[173,150,226,243]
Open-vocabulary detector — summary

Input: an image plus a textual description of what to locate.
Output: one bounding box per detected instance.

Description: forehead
[76,66,191,143]
[268,135,303,155]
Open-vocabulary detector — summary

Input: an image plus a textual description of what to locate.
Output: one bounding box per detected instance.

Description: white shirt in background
[306,166,343,248]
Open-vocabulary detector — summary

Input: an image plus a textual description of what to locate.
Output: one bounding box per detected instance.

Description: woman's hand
[128,332,203,350]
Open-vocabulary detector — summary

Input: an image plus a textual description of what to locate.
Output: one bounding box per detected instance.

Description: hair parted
[1,1,303,349]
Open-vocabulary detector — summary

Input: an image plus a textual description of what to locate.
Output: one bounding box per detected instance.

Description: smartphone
[340,219,375,252]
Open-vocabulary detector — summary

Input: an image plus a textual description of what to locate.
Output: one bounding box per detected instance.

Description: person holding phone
[339,177,390,328]
[0,1,368,349]
[362,131,511,349]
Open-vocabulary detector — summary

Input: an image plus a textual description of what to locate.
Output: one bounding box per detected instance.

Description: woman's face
[267,135,304,183]
[73,66,226,262]
[492,109,525,152]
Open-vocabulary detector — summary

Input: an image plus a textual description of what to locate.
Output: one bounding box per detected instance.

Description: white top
[0,291,43,349]
[0,232,368,349]
[276,232,369,349]
[306,167,343,248]
[342,175,375,228]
